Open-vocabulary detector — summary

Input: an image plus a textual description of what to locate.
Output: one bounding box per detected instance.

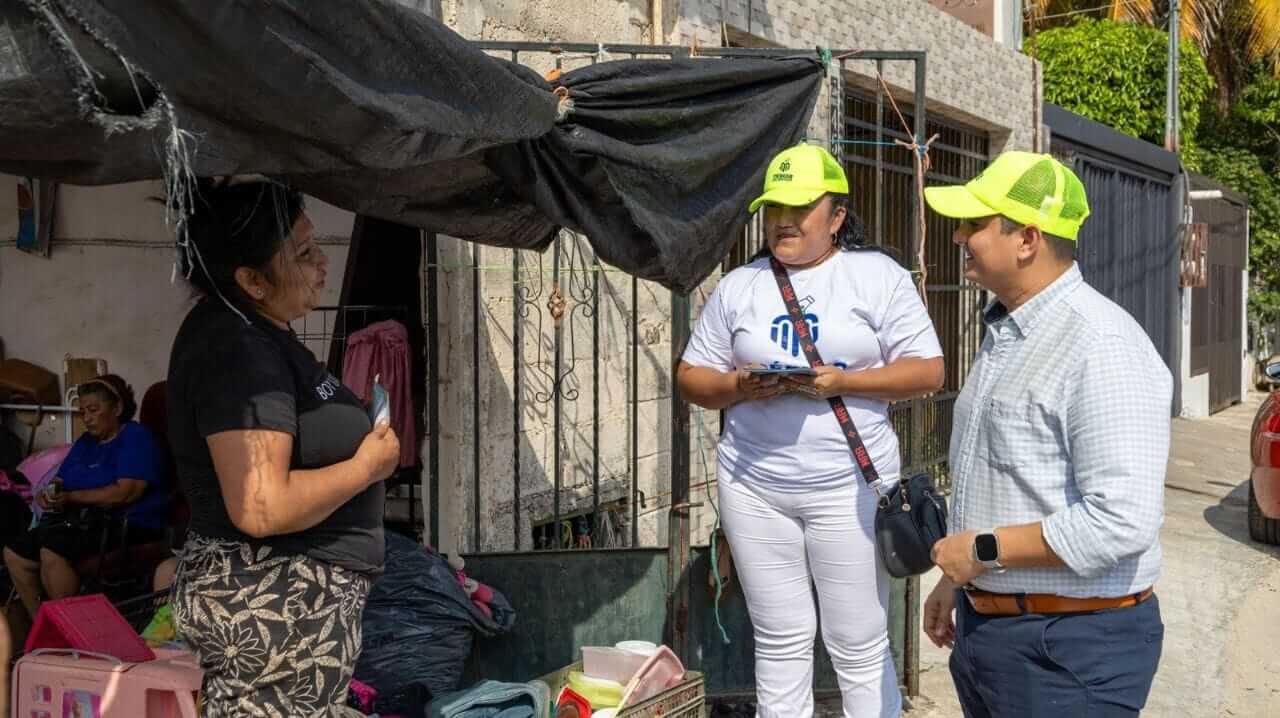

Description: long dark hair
[751,193,888,262]
[172,178,306,306]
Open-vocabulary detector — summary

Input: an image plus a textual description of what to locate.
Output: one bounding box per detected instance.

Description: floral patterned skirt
[171,534,372,718]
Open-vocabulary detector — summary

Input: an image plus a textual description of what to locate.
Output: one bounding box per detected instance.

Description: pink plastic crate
[24,594,155,664]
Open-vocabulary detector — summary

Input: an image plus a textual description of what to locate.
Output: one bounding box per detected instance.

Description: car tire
[1248,482,1280,545]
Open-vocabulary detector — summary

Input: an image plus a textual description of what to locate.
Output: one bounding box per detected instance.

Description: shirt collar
[982,264,1083,336]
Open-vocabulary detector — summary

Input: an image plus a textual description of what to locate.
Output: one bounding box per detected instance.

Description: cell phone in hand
[744,366,817,377]
[41,479,64,516]
[369,374,391,426]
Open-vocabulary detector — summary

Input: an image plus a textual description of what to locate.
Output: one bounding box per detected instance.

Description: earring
[255,289,265,298]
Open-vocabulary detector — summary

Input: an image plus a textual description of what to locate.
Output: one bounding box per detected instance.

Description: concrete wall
[0,175,355,448]
[690,0,1037,152]
[1243,212,1251,403]
[1179,268,1250,419]
[1180,287,1211,418]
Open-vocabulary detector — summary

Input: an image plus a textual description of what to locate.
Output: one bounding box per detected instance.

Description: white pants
[718,473,900,718]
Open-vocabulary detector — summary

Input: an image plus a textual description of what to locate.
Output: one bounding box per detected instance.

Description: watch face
[975,533,1000,562]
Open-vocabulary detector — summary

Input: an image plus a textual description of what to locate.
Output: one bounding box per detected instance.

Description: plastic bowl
[614,640,659,656]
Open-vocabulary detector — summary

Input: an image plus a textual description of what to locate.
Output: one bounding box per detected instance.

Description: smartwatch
[973,530,1007,573]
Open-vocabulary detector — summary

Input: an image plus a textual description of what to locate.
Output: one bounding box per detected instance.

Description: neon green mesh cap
[749,144,850,213]
[923,151,1091,241]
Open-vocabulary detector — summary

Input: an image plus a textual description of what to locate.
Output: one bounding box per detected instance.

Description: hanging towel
[342,319,417,467]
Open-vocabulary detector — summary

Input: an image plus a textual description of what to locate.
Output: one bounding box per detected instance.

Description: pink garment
[17,444,73,518]
[471,582,495,604]
[342,319,417,467]
[0,470,29,502]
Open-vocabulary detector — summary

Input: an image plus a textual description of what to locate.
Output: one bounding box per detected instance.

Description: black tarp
[0,0,823,292]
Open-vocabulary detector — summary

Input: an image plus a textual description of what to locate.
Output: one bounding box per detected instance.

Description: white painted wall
[1242,210,1251,402]
[0,176,354,449]
[1179,286,1210,418]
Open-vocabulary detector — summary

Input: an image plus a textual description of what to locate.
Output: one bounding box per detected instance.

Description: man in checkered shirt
[922,151,1172,717]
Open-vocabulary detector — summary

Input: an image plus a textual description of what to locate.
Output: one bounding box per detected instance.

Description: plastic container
[557,687,593,717]
[582,646,649,685]
[614,640,659,657]
[538,662,705,718]
[12,647,203,718]
[618,646,685,709]
[568,671,624,708]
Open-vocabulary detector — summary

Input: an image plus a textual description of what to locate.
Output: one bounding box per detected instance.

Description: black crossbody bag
[768,256,947,577]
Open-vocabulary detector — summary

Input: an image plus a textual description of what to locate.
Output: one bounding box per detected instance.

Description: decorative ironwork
[547,286,567,323]
[511,232,602,405]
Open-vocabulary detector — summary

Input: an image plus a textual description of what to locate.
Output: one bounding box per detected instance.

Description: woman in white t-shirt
[678,145,944,718]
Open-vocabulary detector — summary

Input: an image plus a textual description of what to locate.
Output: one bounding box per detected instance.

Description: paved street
[909,393,1280,717]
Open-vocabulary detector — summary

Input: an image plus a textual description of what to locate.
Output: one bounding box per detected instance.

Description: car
[1249,361,1280,544]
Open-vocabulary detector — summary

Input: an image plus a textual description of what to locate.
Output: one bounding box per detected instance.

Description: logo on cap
[772,158,794,183]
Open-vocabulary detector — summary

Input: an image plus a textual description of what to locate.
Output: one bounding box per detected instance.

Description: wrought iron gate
[412,42,949,700]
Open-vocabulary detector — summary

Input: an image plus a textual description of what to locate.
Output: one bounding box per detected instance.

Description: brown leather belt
[964,587,1154,616]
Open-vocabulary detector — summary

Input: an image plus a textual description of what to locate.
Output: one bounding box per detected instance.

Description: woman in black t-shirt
[165,180,399,717]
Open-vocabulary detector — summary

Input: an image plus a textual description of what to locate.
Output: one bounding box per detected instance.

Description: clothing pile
[446,554,501,620]
[425,680,550,718]
[355,531,516,717]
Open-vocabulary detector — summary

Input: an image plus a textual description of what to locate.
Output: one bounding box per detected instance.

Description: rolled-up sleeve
[1041,332,1173,578]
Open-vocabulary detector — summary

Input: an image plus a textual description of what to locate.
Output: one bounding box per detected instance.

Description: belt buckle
[962,586,1026,616]
[960,585,990,614]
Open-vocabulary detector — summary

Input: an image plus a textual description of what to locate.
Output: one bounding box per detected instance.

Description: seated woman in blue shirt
[2,374,170,617]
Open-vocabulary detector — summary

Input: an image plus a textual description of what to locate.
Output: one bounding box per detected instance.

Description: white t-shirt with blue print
[683,250,943,491]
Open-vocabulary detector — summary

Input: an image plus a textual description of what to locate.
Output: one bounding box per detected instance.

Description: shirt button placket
[961,332,1004,528]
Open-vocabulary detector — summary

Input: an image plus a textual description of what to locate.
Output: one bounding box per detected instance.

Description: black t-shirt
[167,299,384,575]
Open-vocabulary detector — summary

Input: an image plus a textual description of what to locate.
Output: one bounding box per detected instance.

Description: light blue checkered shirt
[949,264,1173,599]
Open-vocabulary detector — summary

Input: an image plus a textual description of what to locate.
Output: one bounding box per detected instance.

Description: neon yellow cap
[749,144,849,213]
[924,151,1091,241]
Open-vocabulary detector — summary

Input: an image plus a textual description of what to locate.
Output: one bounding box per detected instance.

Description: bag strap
[767,256,882,488]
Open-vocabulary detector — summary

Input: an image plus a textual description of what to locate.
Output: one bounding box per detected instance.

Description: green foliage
[1036,18,1280,325]
[1032,18,1213,150]
[1238,73,1280,129]
[1198,68,1280,162]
